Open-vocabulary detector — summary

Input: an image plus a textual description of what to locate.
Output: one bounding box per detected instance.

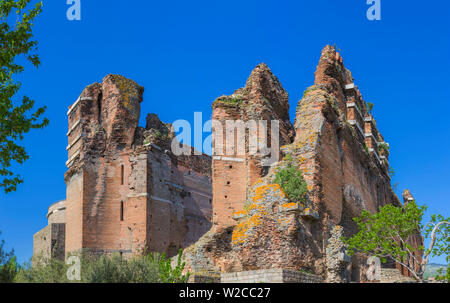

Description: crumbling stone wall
[325,226,351,283]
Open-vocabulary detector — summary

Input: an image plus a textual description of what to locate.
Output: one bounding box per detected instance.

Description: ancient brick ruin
[182,45,422,282]
[34,45,422,282]
[211,63,295,229]
[34,75,213,260]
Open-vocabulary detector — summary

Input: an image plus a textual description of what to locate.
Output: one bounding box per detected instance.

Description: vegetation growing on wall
[366,102,374,114]
[378,142,389,154]
[212,96,243,108]
[274,164,308,203]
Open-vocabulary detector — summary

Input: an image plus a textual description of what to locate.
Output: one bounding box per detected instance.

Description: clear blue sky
[0,1,448,264]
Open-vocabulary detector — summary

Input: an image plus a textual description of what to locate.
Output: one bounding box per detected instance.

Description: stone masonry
[221,269,322,283]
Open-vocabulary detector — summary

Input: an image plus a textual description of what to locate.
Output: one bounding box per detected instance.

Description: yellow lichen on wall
[252,184,285,203]
[231,182,291,245]
[111,75,141,111]
[232,213,263,245]
[233,210,247,217]
[281,202,298,209]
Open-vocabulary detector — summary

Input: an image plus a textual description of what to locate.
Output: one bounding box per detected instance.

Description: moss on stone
[212,96,243,108]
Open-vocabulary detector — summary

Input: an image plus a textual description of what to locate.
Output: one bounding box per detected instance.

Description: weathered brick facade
[211,63,294,230]
[182,45,422,283]
[34,75,213,260]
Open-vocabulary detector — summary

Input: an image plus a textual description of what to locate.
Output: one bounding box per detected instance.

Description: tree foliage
[423,214,450,282]
[0,231,18,282]
[0,0,48,193]
[157,249,190,283]
[345,201,449,282]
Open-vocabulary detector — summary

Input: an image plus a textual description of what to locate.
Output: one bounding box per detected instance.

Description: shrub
[0,231,18,283]
[80,253,160,283]
[158,249,190,283]
[15,258,69,283]
[274,164,308,202]
[366,102,374,114]
[14,250,189,283]
[378,142,389,154]
[389,167,395,178]
[213,97,243,107]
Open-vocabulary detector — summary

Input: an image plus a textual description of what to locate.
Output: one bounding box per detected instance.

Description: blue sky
[0,0,449,264]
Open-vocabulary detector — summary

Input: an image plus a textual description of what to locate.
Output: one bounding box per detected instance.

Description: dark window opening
[120,165,124,185]
[227,181,230,185]
[120,201,124,221]
[229,165,233,169]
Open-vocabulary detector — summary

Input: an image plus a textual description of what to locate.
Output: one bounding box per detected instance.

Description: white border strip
[346,102,364,120]
[347,120,365,138]
[345,83,356,90]
[65,150,80,167]
[66,133,85,151]
[66,119,83,136]
[213,156,245,162]
[67,97,81,116]
[365,133,380,147]
[66,97,94,116]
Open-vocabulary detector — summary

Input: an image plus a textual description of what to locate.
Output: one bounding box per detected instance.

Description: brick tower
[64,75,212,257]
[211,64,294,230]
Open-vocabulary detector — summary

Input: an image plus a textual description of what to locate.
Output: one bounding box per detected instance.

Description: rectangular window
[121,165,124,185]
[120,201,124,221]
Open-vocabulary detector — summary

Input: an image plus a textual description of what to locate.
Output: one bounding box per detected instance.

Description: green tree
[423,214,449,282]
[0,231,18,282]
[0,0,48,193]
[345,201,449,282]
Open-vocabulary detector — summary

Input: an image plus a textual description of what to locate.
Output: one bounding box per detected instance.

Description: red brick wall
[65,171,84,254]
